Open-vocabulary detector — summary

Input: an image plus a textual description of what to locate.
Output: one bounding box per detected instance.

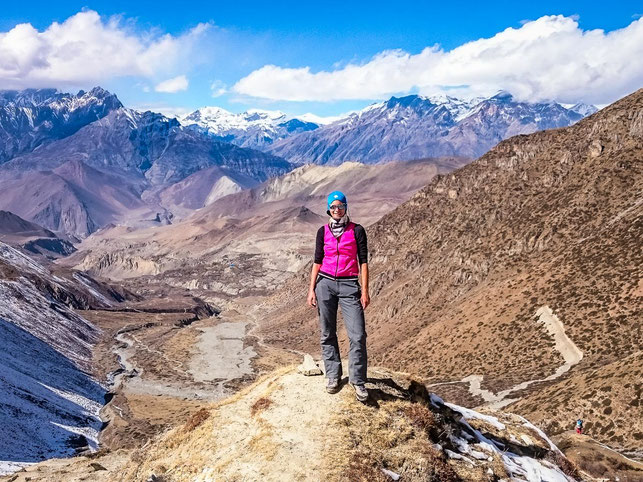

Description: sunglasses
[329,204,346,211]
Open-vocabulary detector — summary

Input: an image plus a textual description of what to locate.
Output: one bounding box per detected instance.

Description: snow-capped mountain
[180,107,320,150]
[567,102,599,117]
[0,103,292,237]
[426,93,485,121]
[0,87,122,164]
[266,92,598,164]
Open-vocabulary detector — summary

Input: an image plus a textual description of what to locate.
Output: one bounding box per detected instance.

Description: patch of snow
[0,461,36,477]
[381,467,401,480]
[444,402,506,430]
[50,422,100,451]
[443,399,574,481]
[501,453,571,482]
[445,449,476,465]
[429,393,444,407]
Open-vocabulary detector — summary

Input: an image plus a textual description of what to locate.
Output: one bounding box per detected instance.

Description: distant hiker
[576,419,583,434]
[307,191,370,402]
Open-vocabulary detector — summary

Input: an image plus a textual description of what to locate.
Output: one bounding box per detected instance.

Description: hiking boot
[350,383,369,402]
[326,378,340,394]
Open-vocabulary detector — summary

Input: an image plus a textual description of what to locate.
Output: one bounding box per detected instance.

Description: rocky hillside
[62,158,467,298]
[257,88,642,453]
[1,367,582,481]
[0,104,292,237]
[267,92,595,164]
[0,210,76,258]
[0,242,116,475]
[0,87,122,164]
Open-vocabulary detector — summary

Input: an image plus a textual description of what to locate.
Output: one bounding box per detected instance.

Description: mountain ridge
[0,106,293,237]
[266,91,597,164]
[180,107,320,150]
[0,87,122,164]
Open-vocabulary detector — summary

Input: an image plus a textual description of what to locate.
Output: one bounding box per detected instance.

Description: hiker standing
[576,419,583,434]
[307,191,370,402]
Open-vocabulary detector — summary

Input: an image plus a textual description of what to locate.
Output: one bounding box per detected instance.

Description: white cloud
[0,10,208,89]
[155,75,189,93]
[210,79,227,97]
[233,15,643,105]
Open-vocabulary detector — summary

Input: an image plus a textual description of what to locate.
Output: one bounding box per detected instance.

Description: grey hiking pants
[315,276,367,385]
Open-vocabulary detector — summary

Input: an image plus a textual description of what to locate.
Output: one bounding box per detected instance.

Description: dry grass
[182,408,210,433]
[552,432,643,481]
[325,397,460,482]
[549,452,581,479]
[403,404,437,434]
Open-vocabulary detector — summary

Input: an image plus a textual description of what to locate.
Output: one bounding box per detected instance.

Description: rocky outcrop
[3,367,582,481]
[103,368,582,480]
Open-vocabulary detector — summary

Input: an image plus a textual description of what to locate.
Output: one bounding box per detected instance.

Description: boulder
[297,354,322,376]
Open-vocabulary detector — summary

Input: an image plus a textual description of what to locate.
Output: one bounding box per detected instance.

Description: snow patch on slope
[445,402,573,481]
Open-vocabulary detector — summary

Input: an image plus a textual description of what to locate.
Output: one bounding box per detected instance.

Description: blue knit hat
[327,190,347,214]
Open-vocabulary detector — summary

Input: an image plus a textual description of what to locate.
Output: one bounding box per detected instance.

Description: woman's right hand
[307,289,317,308]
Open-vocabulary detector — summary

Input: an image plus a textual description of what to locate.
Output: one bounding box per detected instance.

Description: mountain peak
[179,106,319,150]
[0,86,123,164]
[244,108,286,121]
[386,94,423,109]
[569,102,599,117]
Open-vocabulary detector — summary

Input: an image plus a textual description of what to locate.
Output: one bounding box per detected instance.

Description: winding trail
[430,305,583,409]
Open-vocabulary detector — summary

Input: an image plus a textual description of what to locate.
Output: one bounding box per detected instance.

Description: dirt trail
[194,368,341,481]
[431,305,584,409]
[535,305,583,369]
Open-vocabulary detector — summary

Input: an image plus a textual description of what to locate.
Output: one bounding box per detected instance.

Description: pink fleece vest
[320,222,359,278]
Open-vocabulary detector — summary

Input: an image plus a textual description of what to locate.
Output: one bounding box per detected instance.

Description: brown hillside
[257,88,643,451]
[509,352,643,458]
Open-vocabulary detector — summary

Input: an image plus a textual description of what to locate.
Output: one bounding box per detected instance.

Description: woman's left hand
[361,291,370,310]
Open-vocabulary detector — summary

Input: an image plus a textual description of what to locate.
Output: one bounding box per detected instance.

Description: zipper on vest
[335,236,340,277]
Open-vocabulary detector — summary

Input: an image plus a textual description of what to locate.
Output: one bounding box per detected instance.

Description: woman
[307,191,370,402]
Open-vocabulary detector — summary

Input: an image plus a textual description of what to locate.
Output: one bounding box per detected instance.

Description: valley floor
[80,298,299,452]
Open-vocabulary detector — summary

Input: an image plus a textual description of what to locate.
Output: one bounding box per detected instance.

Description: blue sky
[1,1,642,117]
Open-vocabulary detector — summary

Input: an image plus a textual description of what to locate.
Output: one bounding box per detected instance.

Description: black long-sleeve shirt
[314,224,368,265]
